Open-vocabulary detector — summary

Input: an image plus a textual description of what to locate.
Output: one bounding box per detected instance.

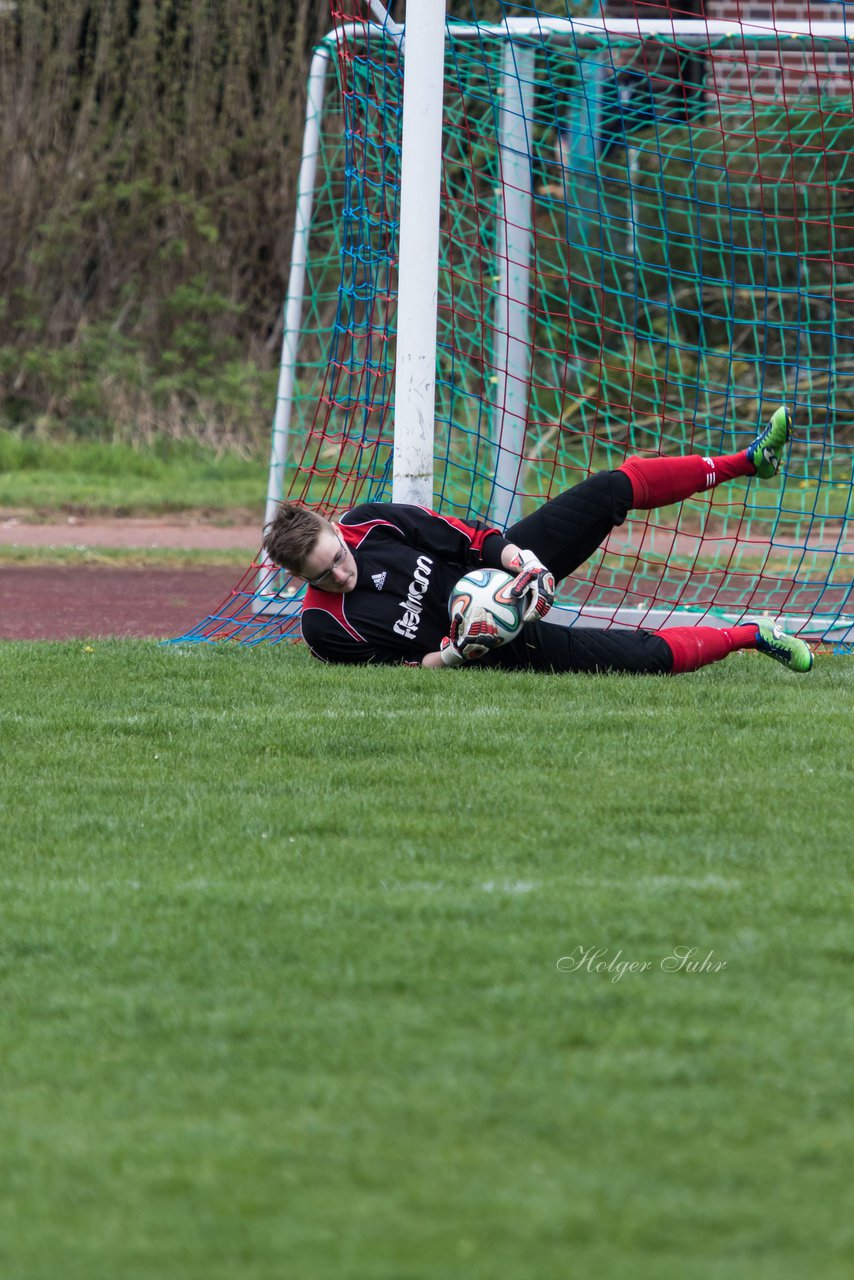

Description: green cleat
[755,621,814,673]
[747,405,792,479]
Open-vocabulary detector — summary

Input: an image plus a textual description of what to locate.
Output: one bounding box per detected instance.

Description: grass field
[0,431,266,515]
[1,640,852,1279]
[5,429,849,524]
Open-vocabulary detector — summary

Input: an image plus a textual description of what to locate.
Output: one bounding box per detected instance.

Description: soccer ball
[448,568,525,649]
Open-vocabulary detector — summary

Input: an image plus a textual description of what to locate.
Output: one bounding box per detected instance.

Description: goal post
[175,6,854,647]
[391,0,445,506]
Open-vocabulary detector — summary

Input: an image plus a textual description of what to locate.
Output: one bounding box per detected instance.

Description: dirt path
[0,513,261,551]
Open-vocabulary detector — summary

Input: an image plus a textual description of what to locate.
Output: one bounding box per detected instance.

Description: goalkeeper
[262,406,813,676]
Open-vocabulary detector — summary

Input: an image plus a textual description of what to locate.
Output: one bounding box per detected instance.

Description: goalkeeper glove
[439,609,502,666]
[506,549,556,622]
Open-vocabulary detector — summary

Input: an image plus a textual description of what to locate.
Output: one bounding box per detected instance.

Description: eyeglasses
[304,533,348,588]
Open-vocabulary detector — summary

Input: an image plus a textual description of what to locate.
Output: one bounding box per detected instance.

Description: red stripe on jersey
[341,506,499,551]
[337,517,399,549]
[302,589,366,643]
[425,509,500,553]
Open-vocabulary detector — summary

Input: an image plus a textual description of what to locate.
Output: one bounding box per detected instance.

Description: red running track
[0,567,240,641]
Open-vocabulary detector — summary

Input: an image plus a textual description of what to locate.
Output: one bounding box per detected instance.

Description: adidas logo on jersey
[372,572,387,591]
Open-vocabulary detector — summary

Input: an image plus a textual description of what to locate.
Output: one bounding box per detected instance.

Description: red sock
[658,625,758,674]
[619,452,755,509]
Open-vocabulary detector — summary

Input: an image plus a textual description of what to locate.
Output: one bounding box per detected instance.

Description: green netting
[178,11,853,645]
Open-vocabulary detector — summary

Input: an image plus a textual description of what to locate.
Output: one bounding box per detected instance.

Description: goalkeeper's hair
[263,501,331,573]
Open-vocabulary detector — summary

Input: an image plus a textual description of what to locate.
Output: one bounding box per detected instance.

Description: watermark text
[557,945,727,983]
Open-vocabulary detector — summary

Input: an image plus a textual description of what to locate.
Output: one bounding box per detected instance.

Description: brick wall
[605,1,847,18]
[708,2,845,20]
[605,1,853,101]
[707,1,852,100]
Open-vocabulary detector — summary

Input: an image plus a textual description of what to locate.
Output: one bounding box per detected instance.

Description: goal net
[176,4,854,648]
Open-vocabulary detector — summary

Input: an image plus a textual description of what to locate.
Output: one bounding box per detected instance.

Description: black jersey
[300,502,510,665]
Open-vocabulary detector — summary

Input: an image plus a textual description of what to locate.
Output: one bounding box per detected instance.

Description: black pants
[486,471,674,675]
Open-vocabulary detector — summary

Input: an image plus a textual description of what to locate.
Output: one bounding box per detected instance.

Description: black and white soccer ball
[448,568,525,649]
